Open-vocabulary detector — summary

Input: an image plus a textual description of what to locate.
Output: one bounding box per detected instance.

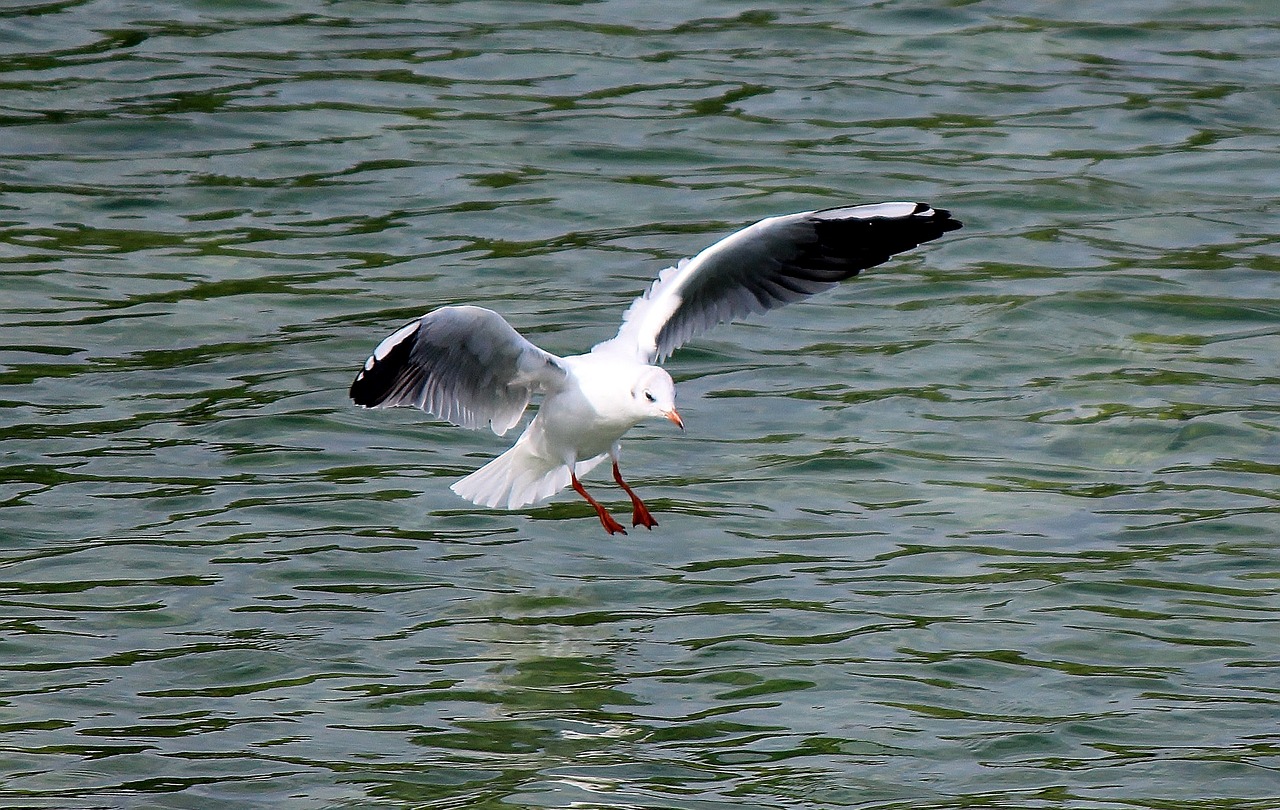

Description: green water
[2,1,1278,808]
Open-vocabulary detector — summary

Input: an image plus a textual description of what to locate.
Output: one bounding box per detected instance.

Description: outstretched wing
[596,202,962,363]
[350,305,567,435]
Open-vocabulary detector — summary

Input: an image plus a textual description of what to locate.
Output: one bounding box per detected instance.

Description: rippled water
[2,1,1278,807]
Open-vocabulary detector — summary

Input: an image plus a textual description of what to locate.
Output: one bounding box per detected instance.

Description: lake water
[2,1,1278,807]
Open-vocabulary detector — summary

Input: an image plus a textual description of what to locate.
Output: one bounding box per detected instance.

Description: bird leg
[612,460,658,529]
[571,471,627,535]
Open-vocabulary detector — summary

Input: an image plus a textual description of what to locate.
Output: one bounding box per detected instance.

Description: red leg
[612,460,658,529]
[571,471,627,535]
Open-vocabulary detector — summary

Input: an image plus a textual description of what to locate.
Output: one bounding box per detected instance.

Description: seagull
[351,201,961,534]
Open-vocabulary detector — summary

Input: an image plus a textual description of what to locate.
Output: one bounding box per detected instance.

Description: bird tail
[451,441,607,510]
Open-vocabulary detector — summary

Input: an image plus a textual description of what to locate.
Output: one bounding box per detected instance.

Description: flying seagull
[351,201,962,534]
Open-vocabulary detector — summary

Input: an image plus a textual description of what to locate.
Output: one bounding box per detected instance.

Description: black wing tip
[806,202,962,269]
[349,322,420,407]
[349,369,385,408]
[914,203,963,233]
[812,201,963,234]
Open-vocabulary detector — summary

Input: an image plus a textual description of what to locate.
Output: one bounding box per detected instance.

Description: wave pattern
[1,0,1278,807]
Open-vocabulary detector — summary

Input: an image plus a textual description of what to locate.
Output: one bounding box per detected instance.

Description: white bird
[351,201,961,534]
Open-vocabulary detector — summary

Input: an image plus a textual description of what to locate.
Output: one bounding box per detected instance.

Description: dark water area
[1,1,1278,807]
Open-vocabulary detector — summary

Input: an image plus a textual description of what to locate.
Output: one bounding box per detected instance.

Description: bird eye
[644,391,656,403]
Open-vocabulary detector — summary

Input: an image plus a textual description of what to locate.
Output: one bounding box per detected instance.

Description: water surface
[2,1,1278,808]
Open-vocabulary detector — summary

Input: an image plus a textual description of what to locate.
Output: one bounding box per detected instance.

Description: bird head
[631,366,683,429]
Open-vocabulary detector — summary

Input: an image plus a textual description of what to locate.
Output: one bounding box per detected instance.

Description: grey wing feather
[350,305,566,435]
[598,201,962,363]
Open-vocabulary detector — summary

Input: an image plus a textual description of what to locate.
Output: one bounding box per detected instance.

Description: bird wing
[594,202,962,364]
[350,305,567,435]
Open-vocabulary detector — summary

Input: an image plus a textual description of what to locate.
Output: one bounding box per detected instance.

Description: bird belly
[531,392,631,464]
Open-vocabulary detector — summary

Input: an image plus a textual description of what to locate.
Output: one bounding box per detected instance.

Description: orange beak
[664,409,684,430]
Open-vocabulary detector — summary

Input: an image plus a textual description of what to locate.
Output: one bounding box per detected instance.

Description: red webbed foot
[571,471,627,535]
[613,460,658,530]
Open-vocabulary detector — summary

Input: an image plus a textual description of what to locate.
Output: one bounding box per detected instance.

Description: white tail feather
[451,442,608,509]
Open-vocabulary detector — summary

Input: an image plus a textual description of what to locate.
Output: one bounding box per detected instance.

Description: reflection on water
[2,0,1278,807]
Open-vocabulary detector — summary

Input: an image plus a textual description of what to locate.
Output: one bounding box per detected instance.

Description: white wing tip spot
[373,321,419,362]
[816,201,934,221]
